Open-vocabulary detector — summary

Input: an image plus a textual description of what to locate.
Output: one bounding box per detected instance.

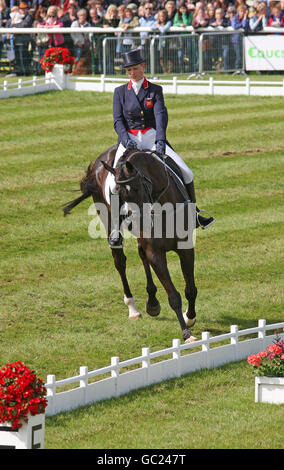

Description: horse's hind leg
[176,248,197,328]
[111,248,141,320]
[138,244,161,317]
[146,248,196,343]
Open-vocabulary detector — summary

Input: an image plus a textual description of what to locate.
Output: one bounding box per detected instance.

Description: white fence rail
[2,72,284,99]
[0,75,56,98]
[69,75,284,97]
[45,319,284,416]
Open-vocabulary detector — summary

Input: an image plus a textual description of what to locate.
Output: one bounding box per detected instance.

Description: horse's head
[116,159,153,207]
[102,153,153,207]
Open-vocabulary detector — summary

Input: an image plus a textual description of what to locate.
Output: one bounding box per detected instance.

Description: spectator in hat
[11,2,33,76]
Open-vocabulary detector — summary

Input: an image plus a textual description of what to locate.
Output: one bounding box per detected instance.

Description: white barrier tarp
[245,35,284,71]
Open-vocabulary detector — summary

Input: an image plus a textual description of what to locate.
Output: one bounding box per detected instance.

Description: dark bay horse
[63,146,197,343]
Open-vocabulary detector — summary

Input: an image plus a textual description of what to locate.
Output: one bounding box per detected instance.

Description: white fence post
[101,74,105,92]
[209,76,214,95]
[142,347,150,386]
[230,325,239,361]
[111,356,120,397]
[258,319,266,349]
[202,331,210,368]
[246,77,250,96]
[172,339,181,378]
[18,78,22,89]
[46,374,56,415]
[4,80,7,91]
[173,76,177,94]
[79,366,88,405]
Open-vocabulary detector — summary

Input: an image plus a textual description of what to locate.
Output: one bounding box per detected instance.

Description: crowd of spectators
[1,0,284,76]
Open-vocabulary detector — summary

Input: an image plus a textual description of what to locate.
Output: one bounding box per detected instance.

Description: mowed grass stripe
[1,146,283,188]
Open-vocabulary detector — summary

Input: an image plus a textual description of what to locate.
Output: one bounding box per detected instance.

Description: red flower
[40,47,75,73]
[247,330,284,377]
[0,362,47,430]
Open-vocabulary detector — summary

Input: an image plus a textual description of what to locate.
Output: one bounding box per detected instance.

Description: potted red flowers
[0,361,47,449]
[39,47,75,74]
[247,329,284,405]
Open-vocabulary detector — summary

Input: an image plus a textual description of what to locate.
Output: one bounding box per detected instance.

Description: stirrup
[108,229,124,249]
[196,209,215,230]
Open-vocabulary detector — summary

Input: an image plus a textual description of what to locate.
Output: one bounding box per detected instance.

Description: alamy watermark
[88,194,197,249]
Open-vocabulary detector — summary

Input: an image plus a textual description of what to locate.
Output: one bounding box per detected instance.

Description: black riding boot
[185,181,215,230]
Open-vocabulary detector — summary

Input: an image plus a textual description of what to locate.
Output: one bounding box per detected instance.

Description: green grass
[0,91,283,449]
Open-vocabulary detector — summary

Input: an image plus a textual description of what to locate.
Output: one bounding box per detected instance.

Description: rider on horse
[108,48,214,248]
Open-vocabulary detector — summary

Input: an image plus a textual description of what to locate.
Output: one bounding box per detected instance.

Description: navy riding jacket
[113,78,168,147]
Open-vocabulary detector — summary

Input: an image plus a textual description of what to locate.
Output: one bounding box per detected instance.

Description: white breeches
[107,128,193,196]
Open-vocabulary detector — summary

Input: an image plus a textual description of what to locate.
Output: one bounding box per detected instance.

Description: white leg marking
[124,295,142,319]
[183,312,196,328]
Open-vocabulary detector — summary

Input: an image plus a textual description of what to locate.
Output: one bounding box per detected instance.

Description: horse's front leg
[146,248,196,343]
[176,248,197,328]
[138,244,161,317]
[111,248,141,320]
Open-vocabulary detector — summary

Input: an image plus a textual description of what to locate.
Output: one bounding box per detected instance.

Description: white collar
[131,77,144,95]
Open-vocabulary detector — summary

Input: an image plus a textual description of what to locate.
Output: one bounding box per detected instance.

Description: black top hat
[122,48,145,68]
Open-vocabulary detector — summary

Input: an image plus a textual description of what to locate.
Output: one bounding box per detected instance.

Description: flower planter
[0,413,45,449]
[45,64,68,90]
[255,376,284,405]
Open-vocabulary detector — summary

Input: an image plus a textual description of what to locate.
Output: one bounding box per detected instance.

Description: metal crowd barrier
[199,31,244,75]
[102,34,200,76]
[0,27,247,77]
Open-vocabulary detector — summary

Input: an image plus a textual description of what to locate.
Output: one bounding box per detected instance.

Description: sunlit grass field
[0,90,283,449]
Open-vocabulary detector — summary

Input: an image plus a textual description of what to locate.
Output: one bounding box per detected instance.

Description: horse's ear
[101,160,116,175]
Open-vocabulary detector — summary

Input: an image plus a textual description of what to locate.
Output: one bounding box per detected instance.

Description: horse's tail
[62,191,91,216]
[62,163,98,216]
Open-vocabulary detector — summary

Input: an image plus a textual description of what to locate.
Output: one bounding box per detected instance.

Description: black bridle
[115,154,170,206]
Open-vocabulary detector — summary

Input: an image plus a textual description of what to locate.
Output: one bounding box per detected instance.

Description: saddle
[151,152,189,201]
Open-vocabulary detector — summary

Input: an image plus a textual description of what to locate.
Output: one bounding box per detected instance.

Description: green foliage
[0,91,283,448]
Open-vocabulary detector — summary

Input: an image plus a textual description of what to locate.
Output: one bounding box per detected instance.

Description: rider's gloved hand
[156,140,166,156]
[125,139,137,150]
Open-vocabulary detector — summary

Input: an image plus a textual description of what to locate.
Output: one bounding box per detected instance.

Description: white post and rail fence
[1,67,284,99]
[45,319,284,416]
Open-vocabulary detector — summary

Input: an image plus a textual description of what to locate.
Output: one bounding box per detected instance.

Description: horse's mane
[118,149,188,202]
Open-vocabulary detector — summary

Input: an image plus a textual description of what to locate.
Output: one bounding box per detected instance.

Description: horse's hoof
[183,312,196,328]
[146,301,161,317]
[129,312,142,320]
[184,335,197,343]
